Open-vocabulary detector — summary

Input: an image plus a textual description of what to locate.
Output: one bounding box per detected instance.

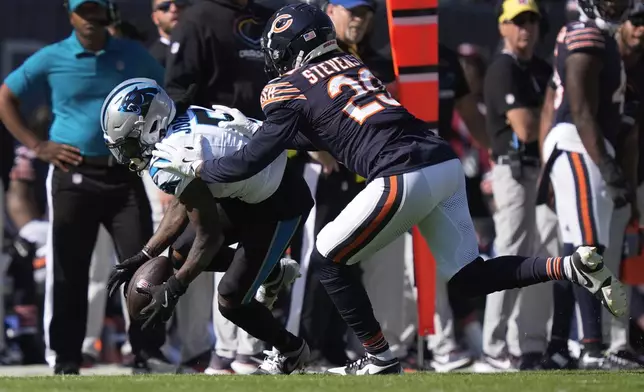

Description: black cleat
[54,361,80,375]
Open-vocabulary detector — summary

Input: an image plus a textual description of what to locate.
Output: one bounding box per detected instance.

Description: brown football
[126,255,174,320]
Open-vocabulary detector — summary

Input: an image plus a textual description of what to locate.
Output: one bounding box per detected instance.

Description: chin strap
[300,39,340,68]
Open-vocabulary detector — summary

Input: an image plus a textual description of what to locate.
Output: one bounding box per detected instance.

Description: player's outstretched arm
[133,181,223,330]
[143,197,189,257]
[106,197,189,298]
[173,179,224,286]
[198,107,303,183]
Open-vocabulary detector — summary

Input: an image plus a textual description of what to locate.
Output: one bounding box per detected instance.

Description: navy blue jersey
[200,53,455,184]
[551,21,626,146]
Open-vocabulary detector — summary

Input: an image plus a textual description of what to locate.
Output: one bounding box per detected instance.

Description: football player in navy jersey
[540,0,641,370]
[538,0,635,369]
[155,3,627,375]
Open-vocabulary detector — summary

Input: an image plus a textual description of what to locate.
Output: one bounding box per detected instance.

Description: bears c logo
[271,14,293,34]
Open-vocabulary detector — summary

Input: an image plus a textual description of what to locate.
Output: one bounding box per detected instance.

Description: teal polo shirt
[4,32,164,156]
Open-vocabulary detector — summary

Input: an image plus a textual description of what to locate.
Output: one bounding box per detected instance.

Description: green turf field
[1,372,644,392]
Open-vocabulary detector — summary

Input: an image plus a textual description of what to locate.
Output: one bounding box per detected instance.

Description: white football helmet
[100,78,176,173]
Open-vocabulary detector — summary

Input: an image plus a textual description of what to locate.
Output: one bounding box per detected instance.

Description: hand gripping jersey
[150,105,287,203]
[551,21,627,147]
[260,53,456,181]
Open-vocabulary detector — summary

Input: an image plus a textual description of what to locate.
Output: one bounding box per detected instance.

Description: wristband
[142,246,153,259]
[166,275,188,297]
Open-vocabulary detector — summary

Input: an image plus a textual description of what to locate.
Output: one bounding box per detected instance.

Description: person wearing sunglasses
[149,0,189,66]
[479,0,558,371]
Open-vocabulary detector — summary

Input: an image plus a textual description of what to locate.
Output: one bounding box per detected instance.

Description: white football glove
[211,105,262,137]
[151,136,205,178]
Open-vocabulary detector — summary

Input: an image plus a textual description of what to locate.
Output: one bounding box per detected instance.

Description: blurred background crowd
[1,0,644,375]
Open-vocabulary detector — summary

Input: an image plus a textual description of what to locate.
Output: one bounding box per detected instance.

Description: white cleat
[253,340,310,375]
[569,246,627,317]
[326,354,402,375]
[256,258,301,309]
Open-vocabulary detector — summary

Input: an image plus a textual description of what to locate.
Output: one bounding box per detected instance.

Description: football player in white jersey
[100,78,314,375]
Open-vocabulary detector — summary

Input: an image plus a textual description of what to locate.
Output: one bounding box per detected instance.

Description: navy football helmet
[577,0,633,31]
[261,3,339,79]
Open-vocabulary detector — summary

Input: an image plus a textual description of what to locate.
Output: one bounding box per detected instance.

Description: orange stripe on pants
[570,153,595,245]
[333,176,400,263]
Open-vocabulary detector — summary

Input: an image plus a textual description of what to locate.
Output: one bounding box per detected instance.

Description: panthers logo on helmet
[118,87,159,117]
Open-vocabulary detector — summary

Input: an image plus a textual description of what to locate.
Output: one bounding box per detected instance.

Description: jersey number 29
[327,68,401,125]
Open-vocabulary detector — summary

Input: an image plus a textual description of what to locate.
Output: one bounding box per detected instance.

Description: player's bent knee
[218,299,235,321]
[217,279,250,309]
[171,224,196,260]
[217,293,241,315]
[169,249,185,270]
[314,236,332,260]
[315,229,366,266]
[312,246,334,264]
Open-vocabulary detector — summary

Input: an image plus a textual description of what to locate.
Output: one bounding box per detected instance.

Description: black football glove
[107,249,151,298]
[598,158,632,209]
[136,275,187,330]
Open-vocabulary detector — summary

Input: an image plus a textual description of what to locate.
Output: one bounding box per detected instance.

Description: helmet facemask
[262,40,283,79]
[104,119,156,174]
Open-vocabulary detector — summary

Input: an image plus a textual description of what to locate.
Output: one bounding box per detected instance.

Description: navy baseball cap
[68,0,109,12]
[328,0,375,10]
